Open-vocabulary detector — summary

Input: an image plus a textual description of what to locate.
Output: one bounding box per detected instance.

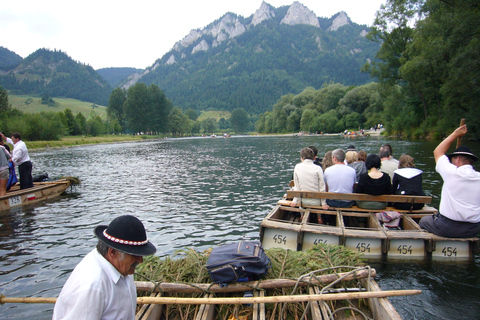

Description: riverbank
[24,135,162,150]
[22,129,385,151]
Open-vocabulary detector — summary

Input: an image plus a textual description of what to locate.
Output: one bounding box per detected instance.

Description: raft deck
[259,191,479,261]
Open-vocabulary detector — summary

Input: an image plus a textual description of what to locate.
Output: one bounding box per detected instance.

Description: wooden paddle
[456,118,466,148]
[1,289,422,305]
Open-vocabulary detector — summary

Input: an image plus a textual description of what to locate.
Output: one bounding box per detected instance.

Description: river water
[1,134,480,319]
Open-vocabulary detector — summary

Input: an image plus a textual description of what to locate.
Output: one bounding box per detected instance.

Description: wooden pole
[137,289,422,305]
[456,118,466,148]
[1,289,421,305]
[135,268,377,293]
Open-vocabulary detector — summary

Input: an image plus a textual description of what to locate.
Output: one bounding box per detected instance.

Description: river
[1,134,480,319]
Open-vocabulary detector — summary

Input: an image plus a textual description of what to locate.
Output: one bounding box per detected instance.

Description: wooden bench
[285,190,435,214]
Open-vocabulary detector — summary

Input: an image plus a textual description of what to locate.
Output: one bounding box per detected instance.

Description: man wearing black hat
[419,125,480,238]
[52,215,156,320]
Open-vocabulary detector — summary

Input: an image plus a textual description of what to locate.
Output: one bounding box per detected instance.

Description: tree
[169,107,190,135]
[62,108,80,135]
[201,118,217,134]
[148,84,172,133]
[0,86,11,115]
[75,112,87,135]
[230,108,249,133]
[124,83,149,133]
[107,87,126,130]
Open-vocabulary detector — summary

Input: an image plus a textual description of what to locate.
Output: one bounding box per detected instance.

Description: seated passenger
[324,149,356,208]
[322,150,333,172]
[355,154,392,210]
[392,155,425,210]
[347,151,367,184]
[290,147,326,208]
[379,147,397,181]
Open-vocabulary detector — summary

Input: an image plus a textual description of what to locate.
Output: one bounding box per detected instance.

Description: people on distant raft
[10,132,33,189]
[52,215,157,320]
[419,125,480,238]
[355,154,392,210]
[0,143,12,196]
[0,133,16,191]
[392,154,425,210]
[291,147,326,208]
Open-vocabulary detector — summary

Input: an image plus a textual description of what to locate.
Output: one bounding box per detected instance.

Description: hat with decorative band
[447,145,478,162]
[94,215,156,256]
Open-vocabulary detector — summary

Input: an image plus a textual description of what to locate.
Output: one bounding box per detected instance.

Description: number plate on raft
[345,238,382,257]
[9,196,22,207]
[262,228,298,250]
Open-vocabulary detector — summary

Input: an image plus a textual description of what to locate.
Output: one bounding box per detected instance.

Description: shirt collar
[93,248,124,284]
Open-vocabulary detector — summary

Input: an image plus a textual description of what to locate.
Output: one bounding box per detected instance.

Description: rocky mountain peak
[281,1,320,28]
[327,12,350,31]
[251,1,276,26]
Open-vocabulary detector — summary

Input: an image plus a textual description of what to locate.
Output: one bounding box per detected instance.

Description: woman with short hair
[355,154,392,209]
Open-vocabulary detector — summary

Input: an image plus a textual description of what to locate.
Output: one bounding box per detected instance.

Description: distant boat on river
[0,177,78,211]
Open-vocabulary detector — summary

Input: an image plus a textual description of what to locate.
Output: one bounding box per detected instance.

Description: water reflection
[1,135,480,319]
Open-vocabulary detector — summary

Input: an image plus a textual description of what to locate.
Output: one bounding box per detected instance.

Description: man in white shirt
[10,132,33,189]
[291,147,326,208]
[324,149,356,209]
[419,125,480,238]
[52,215,157,320]
[379,147,398,181]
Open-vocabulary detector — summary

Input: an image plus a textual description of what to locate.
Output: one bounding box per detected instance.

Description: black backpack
[206,241,270,287]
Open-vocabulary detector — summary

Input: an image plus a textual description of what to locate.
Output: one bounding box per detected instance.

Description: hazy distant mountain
[0,48,112,105]
[0,46,23,71]
[96,67,144,87]
[121,1,379,114]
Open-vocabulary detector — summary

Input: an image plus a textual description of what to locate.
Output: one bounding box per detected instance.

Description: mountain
[0,48,112,105]
[121,1,379,114]
[96,67,144,87]
[0,47,22,72]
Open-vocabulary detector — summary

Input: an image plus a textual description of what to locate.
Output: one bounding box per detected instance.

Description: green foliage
[200,118,217,134]
[256,82,384,134]
[96,67,143,87]
[229,108,249,133]
[169,106,191,135]
[0,86,10,114]
[0,48,112,105]
[0,46,22,71]
[139,12,377,115]
[364,0,480,139]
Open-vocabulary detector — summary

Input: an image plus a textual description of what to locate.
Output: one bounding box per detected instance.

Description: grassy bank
[22,135,161,150]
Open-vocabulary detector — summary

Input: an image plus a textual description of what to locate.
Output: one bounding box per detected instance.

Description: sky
[1,0,386,70]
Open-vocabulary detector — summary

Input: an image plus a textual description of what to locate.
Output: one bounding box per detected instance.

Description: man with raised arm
[419,125,480,238]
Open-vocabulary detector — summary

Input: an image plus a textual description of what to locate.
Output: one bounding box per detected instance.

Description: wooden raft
[258,190,479,260]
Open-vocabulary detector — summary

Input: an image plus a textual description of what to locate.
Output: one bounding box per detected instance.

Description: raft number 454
[272,234,287,245]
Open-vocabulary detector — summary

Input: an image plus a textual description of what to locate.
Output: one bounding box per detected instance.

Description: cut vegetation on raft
[134,245,377,320]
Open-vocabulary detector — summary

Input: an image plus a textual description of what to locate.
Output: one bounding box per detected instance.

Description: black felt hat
[94,215,156,256]
[347,145,356,151]
[447,145,478,163]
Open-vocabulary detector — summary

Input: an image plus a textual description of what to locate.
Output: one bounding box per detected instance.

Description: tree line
[107,83,252,135]
[257,0,480,140]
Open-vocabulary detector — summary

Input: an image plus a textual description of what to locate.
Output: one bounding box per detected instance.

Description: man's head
[447,146,478,167]
[379,147,391,160]
[332,149,346,164]
[11,132,21,144]
[308,146,318,158]
[300,147,315,161]
[95,215,156,276]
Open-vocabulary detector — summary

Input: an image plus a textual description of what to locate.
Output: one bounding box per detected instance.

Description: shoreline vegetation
[23,128,385,151]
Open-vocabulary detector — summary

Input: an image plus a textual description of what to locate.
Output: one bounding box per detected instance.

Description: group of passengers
[0,132,33,196]
[290,124,480,239]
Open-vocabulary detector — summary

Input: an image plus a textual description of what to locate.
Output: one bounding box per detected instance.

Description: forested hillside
[0,47,22,71]
[0,49,112,105]
[96,67,144,87]
[124,4,379,114]
[258,0,480,140]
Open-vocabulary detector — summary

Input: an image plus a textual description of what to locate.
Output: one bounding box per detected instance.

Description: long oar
[1,289,421,305]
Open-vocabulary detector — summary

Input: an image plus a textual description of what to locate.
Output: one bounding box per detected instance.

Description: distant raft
[0,177,79,211]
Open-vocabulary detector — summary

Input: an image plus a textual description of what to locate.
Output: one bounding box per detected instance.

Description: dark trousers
[18,161,33,189]
[419,213,480,238]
